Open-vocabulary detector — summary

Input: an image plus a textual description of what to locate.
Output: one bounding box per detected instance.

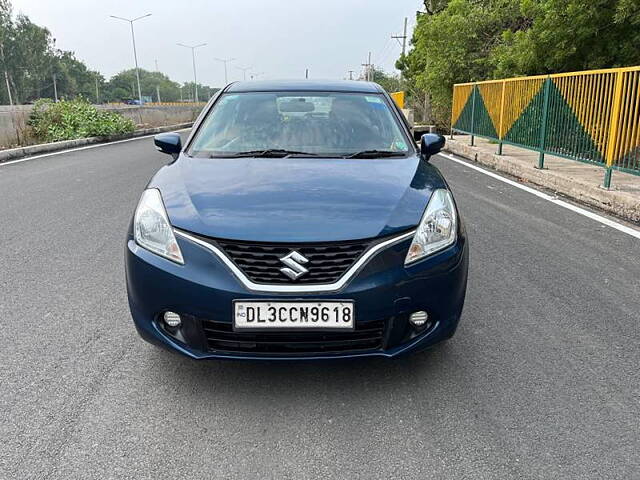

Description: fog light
[163,311,181,328]
[409,311,429,327]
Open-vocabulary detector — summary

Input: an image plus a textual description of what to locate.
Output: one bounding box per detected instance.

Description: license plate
[234,301,354,330]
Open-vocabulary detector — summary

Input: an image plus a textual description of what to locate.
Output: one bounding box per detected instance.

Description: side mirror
[420,133,445,162]
[154,132,182,159]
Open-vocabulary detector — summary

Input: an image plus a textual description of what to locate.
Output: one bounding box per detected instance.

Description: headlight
[405,189,457,265]
[134,188,184,264]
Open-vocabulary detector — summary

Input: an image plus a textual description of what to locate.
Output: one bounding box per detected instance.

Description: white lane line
[0,128,191,168]
[439,152,640,240]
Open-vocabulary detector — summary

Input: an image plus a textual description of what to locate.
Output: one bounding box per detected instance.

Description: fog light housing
[163,311,182,328]
[409,311,429,328]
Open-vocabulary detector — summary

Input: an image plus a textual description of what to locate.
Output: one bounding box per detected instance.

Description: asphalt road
[1,135,639,480]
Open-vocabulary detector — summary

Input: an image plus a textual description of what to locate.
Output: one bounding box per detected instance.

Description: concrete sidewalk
[445,135,640,223]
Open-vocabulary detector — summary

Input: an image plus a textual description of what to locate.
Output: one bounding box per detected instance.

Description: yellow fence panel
[451,84,474,131]
[501,77,545,140]
[390,91,405,109]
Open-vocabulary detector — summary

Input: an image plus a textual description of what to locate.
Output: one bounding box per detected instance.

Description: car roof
[225,79,384,94]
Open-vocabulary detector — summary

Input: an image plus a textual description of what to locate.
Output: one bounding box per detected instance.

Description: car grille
[202,319,386,355]
[214,238,374,284]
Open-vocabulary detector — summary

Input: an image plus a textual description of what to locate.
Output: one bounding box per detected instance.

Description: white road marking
[438,152,640,240]
[0,128,191,168]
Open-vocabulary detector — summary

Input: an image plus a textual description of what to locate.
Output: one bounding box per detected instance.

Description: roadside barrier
[451,66,640,188]
[105,102,207,107]
[145,102,207,107]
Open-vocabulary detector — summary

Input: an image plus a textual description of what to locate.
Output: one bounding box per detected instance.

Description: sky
[10,0,420,88]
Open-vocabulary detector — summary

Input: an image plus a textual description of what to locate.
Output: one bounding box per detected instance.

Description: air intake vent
[202,318,386,355]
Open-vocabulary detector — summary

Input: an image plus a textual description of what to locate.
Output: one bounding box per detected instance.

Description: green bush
[28,98,136,142]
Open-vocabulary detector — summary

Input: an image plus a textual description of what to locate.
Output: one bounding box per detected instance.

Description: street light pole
[362,52,373,82]
[52,73,58,102]
[236,65,252,81]
[110,13,151,105]
[214,57,236,85]
[177,43,206,102]
[4,70,12,105]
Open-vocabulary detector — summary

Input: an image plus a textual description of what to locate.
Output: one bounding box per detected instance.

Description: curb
[444,139,640,224]
[0,122,193,164]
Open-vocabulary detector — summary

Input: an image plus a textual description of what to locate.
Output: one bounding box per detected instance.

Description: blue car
[125,80,468,360]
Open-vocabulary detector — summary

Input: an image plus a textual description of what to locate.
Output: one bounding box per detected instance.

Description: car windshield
[188,91,411,157]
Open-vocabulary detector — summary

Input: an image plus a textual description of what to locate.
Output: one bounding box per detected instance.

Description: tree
[181,82,220,102]
[401,0,523,126]
[490,0,640,76]
[371,68,402,93]
[399,0,640,128]
[0,2,96,104]
[103,69,219,103]
[0,6,57,104]
[54,52,104,102]
[0,0,13,104]
[105,69,180,102]
[422,0,449,15]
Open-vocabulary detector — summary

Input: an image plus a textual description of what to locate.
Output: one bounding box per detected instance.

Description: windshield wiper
[225,149,319,158]
[345,150,407,159]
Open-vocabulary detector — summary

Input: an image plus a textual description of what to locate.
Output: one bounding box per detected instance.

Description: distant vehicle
[124,99,143,105]
[125,80,469,360]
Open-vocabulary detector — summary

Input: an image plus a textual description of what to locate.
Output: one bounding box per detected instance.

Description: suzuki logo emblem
[279,250,309,280]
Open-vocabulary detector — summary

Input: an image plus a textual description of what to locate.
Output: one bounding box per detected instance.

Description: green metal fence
[451,66,640,188]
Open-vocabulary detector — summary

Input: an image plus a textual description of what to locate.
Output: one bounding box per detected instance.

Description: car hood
[149,154,447,243]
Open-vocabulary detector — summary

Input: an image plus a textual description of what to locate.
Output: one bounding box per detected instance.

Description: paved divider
[0,103,204,149]
[0,122,192,164]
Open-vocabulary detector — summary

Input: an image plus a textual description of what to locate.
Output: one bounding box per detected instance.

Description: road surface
[1,134,638,479]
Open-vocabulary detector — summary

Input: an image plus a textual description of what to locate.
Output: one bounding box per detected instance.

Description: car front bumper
[125,229,468,360]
